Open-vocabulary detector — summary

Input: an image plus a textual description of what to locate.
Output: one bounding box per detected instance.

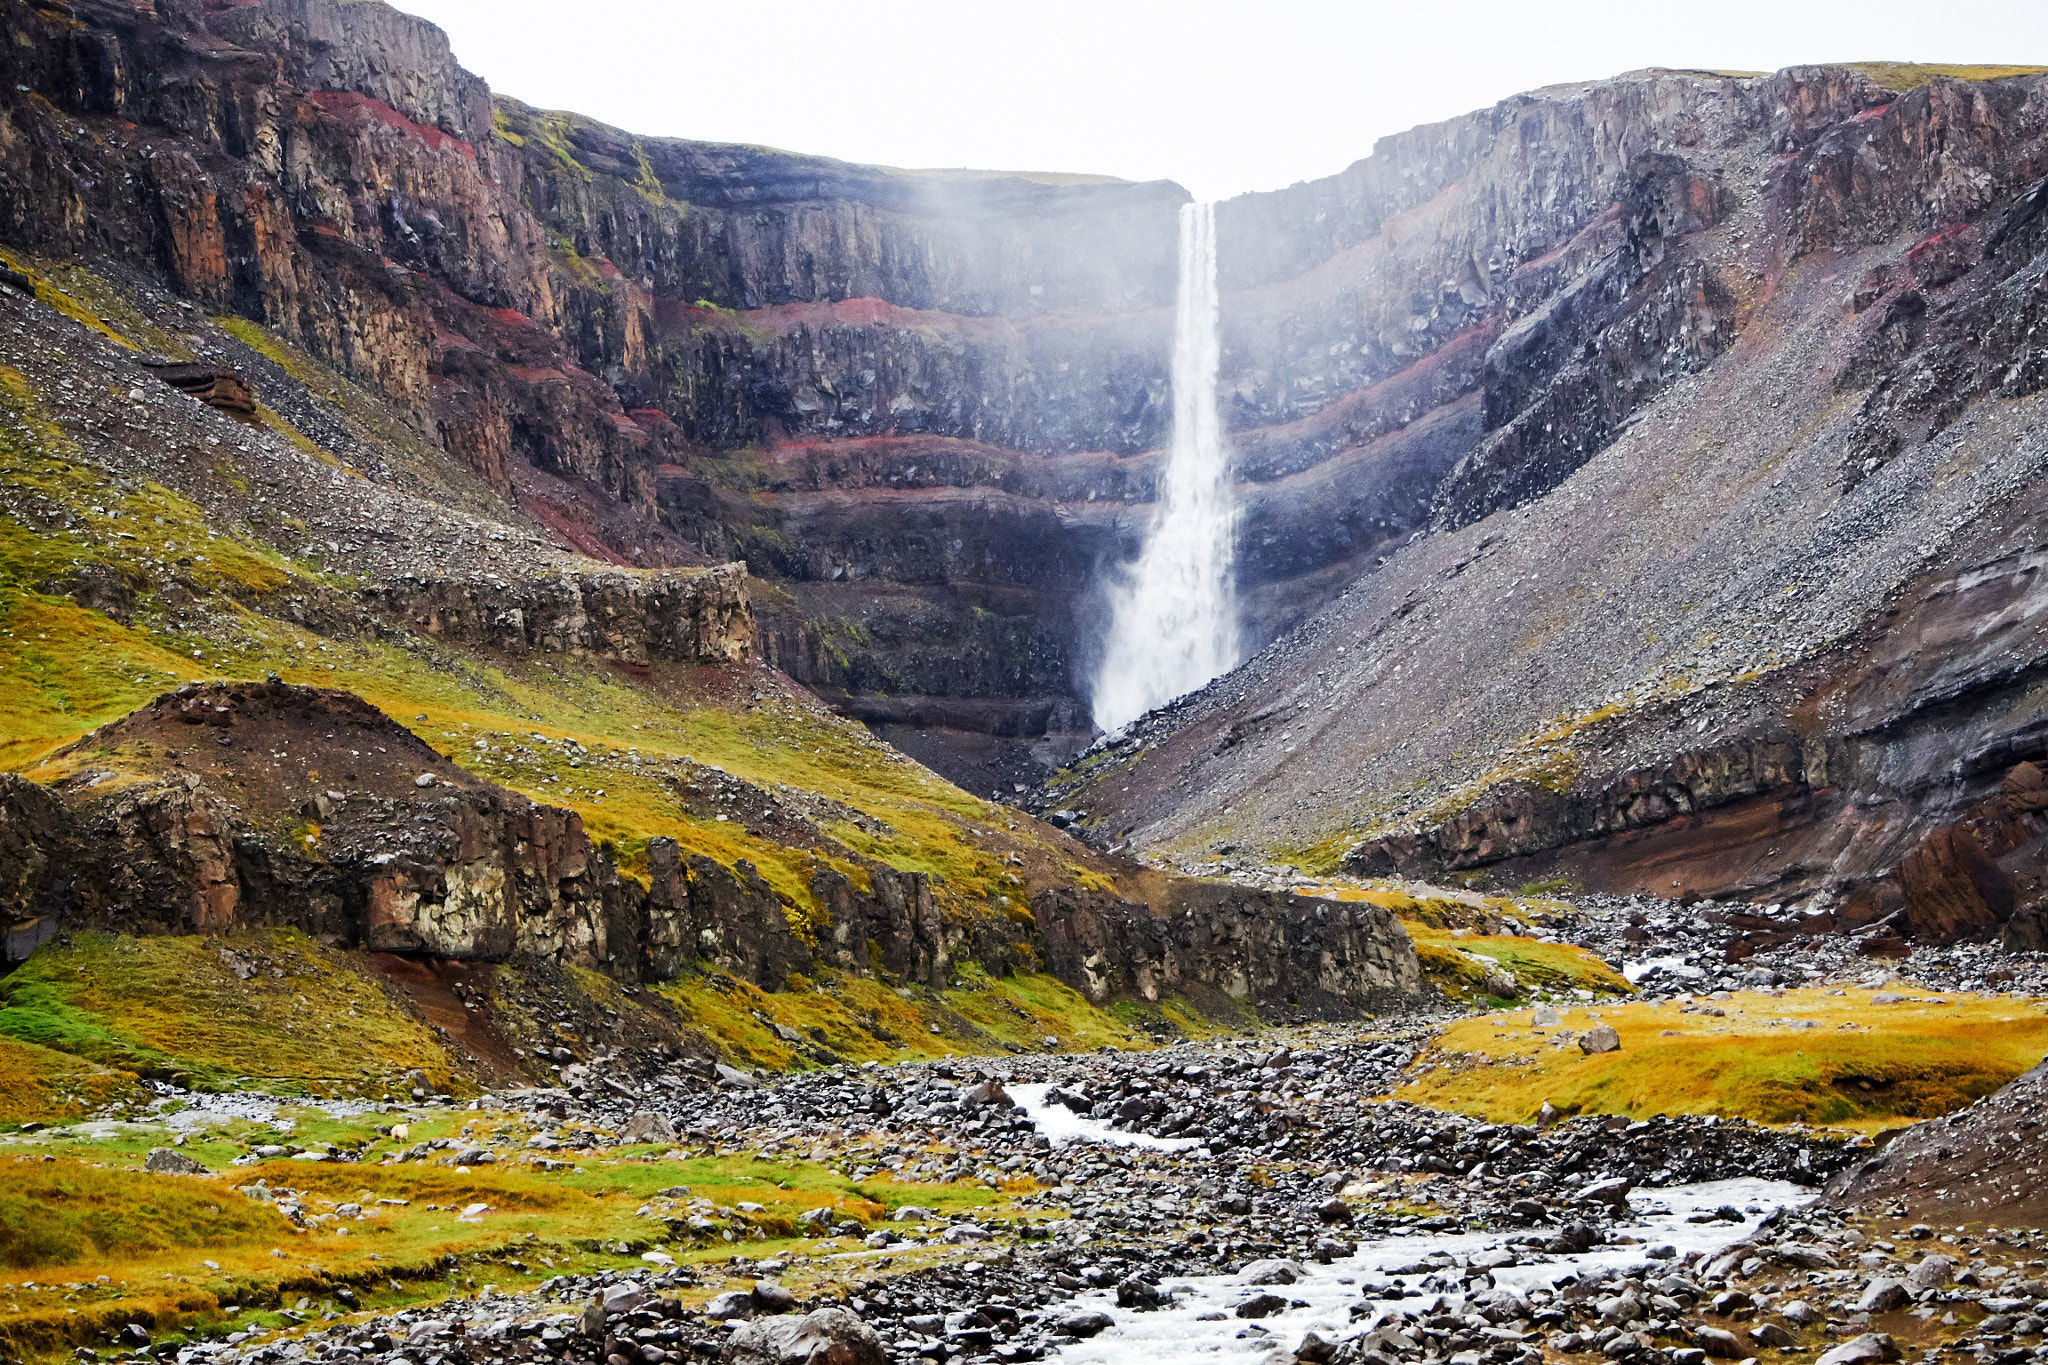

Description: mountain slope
[1060,67,2048,949]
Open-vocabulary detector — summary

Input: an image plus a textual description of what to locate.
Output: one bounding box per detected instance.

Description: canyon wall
[8,0,2048,946]
[1061,66,2048,949]
[0,1,1901,794]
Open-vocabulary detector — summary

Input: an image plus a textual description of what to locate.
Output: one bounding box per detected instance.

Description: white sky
[393,0,2044,202]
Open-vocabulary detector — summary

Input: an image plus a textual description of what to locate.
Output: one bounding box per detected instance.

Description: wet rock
[1115,1276,1162,1309]
[1052,1308,1115,1338]
[1235,1292,1292,1319]
[1296,1329,1340,1363]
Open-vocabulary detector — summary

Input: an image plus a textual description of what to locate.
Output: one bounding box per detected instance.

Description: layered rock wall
[366,562,755,664]
[0,682,1427,1018]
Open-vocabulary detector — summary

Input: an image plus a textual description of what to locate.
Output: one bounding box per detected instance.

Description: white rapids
[1008,1083,1208,1152]
[1092,199,1238,731]
[1040,1173,1812,1365]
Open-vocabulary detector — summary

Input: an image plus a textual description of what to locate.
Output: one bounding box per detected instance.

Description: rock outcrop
[366,562,754,664]
[1033,883,1425,1018]
[0,682,1426,1018]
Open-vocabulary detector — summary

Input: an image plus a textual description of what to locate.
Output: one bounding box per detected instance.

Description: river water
[1011,1087,1812,1365]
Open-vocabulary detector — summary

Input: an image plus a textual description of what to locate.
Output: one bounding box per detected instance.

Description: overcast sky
[393,0,2043,202]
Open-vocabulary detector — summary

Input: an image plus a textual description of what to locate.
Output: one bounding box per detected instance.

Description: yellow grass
[1394,986,2048,1127]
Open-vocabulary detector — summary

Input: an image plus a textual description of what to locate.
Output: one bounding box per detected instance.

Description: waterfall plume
[1091,200,1238,732]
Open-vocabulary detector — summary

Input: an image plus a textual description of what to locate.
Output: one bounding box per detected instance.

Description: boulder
[1817,1335,1900,1365]
[1856,1279,1909,1313]
[601,1286,646,1315]
[1579,1177,1633,1209]
[1695,1327,1743,1358]
[144,1147,207,1175]
[1241,1259,1306,1286]
[1296,1329,1340,1363]
[704,1291,756,1321]
[621,1112,676,1144]
[751,1281,797,1314]
[962,1079,1011,1109]
[716,1064,762,1090]
[1579,1024,1621,1054]
[1052,1309,1115,1338]
[1753,1323,1799,1348]
[1235,1292,1291,1319]
[721,1308,883,1365]
[1905,1255,1954,1291]
[1115,1277,1162,1309]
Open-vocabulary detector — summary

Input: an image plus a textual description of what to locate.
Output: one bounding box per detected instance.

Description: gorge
[3,5,2048,1365]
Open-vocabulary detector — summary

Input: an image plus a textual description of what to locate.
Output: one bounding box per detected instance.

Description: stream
[1010,1086,1812,1365]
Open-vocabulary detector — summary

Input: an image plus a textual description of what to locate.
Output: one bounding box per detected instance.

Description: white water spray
[1092,201,1237,731]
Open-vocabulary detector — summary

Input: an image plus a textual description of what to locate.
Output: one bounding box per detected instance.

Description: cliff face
[0,1,1884,792]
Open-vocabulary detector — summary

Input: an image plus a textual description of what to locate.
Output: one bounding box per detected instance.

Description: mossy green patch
[1398,987,2048,1127]
[0,930,454,1102]
[1400,922,1628,1005]
[0,1161,280,1269]
[663,967,1146,1071]
[0,1035,142,1124]
[1845,62,2048,92]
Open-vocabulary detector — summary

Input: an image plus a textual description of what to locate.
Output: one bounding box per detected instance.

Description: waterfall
[1091,200,1238,733]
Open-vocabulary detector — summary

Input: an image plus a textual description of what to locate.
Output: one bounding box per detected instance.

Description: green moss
[0,1162,281,1269]
[663,966,1145,1071]
[1845,62,2048,92]
[0,250,139,351]
[491,105,525,147]
[0,930,456,1100]
[628,138,670,207]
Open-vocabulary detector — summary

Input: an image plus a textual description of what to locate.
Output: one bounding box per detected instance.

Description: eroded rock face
[0,682,1428,1018]
[1033,882,1425,1018]
[5,1,1989,786]
[1067,70,2048,942]
[366,562,754,664]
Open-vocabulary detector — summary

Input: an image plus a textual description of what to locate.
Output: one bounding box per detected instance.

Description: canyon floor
[7,885,2048,1365]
